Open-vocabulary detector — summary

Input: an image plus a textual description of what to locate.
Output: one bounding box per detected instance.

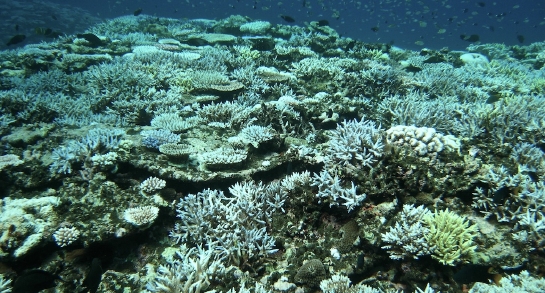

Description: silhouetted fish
[280,15,295,23]
[134,8,143,16]
[6,34,25,46]
[453,264,501,285]
[477,2,486,7]
[80,258,103,293]
[493,186,510,204]
[371,26,380,32]
[15,24,19,31]
[317,20,329,26]
[12,270,60,293]
[35,27,53,36]
[517,34,525,43]
[460,34,480,42]
[76,33,103,47]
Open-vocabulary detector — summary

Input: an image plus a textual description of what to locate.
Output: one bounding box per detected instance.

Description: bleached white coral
[386,125,461,156]
[90,151,118,167]
[0,154,23,171]
[0,196,60,258]
[140,177,167,193]
[238,125,275,148]
[123,206,159,227]
[280,171,311,192]
[228,281,272,293]
[381,204,433,260]
[326,118,384,169]
[0,274,11,293]
[171,181,283,266]
[320,274,381,293]
[240,21,271,34]
[146,244,226,293]
[52,226,80,247]
[517,210,545,234]
[199,147,247,168]
[416,284,437,293]
[469,270,545,293]
[197,101,251,129]
[151,113,198,132]
[312,169,366,212]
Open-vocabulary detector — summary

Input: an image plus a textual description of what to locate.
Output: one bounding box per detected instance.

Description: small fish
[6,34,25,46]
[453,264,498,285]
[51,14,58,20]
[477,2,486,7]
[15,24,19,31]
[492,186,510,203]
[35,27,53,36]
[80,258,103,293]
[133,8,142,16]
[76,33,103,47]
[517,34,525,43]
[371,26,379,32]
[280,15,295,23]
[460,34,480,42]
[12,270,60,293]
[317,19,329,26]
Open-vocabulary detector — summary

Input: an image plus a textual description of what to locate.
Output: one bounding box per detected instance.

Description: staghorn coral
[0,274,11,293]
[146,244,227,293]
[424,209,478,266]
[312,169,366,212]
[381,205,478,266]
[325,118,384,170]
[381,205,433,260]
[49,128,126,174]
[170,183,282,267]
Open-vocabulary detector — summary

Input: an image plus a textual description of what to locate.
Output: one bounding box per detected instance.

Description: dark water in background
[43,0,544,50]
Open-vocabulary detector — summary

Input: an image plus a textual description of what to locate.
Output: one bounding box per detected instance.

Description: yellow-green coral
[424,209,478,266]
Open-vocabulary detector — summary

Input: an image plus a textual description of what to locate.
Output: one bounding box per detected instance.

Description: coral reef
[1,12,545,293]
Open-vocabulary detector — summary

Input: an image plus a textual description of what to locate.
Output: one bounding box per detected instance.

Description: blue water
[47,0,544,50]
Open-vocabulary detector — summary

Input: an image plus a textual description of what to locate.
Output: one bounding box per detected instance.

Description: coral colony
[1,13,545,293]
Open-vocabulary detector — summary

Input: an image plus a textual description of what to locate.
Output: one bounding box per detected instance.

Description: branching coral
[424,209,478,266]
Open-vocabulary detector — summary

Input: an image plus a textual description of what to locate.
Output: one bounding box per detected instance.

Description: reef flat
[1,14,545,293]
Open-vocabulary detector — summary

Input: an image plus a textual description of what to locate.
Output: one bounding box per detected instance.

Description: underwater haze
[52,0,545,50]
